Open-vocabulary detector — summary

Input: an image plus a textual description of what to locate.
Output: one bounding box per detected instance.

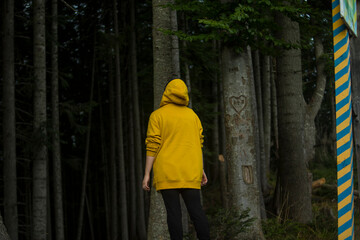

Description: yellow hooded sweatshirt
[145,79,204,191]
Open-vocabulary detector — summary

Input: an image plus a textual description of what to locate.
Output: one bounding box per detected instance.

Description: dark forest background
[1,0,359,239]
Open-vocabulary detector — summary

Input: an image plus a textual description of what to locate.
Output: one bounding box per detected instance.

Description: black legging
[160,188,210,240]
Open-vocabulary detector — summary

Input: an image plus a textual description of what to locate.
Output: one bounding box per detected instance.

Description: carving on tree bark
[229,95,247,115]
[242,165,254,184]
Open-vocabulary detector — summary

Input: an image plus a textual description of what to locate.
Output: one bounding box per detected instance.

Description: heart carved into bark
[229,95,247,115]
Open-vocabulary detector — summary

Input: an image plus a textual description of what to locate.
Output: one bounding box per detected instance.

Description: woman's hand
[142,174,151,191]
[201,170,208,186]
[142,156,155,191]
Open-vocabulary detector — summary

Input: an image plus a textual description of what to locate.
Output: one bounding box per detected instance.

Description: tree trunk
[98,79,111,240]
[304,19,327,165]
[76,46,96,240]
[85,195,95,240]
[261,54,271,197]
[221,45,264,239]
[128,77,137,240]
[2,0,18,239]
[171,0,180,78]
[275,10,312,223]
[148,0,176,239]
[51,0,65,239]
[252,49,267,220]
[212,78,220,184]
[218,44,229,210]
[33,0,48,238]
[129,1,147,239]
[113,0,129,239]
[182,13,192,108]
[152,0,174,107]
[350,0,360,213]
[108,58,118,240]
[211,40,220,184]
[271,58,279,154]
[0,215,11,240]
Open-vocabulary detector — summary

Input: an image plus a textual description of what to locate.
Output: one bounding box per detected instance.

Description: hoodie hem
[154,180,201,191]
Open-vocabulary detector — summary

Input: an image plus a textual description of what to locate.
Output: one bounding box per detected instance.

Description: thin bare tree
[2,0,18,239]
[130,0,147,238]
[33,0,48,238]
[76,45,96,240]
[51,0,65,239]
[113,0,129,239]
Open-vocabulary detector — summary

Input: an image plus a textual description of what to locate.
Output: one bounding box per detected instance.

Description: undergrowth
[263,204,337,240]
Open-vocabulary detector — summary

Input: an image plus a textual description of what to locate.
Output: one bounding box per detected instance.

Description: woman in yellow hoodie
[142,79,210,240]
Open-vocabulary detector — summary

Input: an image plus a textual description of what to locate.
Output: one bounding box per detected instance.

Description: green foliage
[263,212,337,240]
[263,218,308,240]
[170,0,313,53]
[208,208,254,240]
[310,156,337,185]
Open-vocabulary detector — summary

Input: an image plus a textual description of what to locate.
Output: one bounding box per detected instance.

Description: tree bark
[152,0,174,107]
[275,10,312,223]
[252,49,267,220]
[212,76,220,184]
[211,40,220,184]
[182,13,192,108]
[76,45,96,240]
[271,59,279,154]
[218,48,229,210]
[33,0,48,238]
[170,0,180,78]
[221,45,264,239]
[148,0,177,239]
[261,54,271,197]
[2,0,18,239]
[113,0,129,239]
[304,19,327,165]
[0,215,11,240]
[108,58,118,240]
[128,76,137,240]
[51,0,65,239]
[98,78,111,240]
[129,1,147,239]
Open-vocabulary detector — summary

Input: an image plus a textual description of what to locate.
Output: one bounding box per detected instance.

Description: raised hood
[160,79,189,107]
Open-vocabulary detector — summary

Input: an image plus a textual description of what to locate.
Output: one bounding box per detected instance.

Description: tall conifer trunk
[275,9,312,223]
[76,45,96,240]
[148,0,176,239]
[130,0,147,238]
[252,49,267,219]
[218,47,229,209]
[2,0,18,239]
[108,59,118,240]
[0,215,10,240]
[261,54,271,197]
[51,0,65,238]
[113,0,129,239]
[33,0,48,238]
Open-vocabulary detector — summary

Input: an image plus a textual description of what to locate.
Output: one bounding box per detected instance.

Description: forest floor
[199,156,360,240]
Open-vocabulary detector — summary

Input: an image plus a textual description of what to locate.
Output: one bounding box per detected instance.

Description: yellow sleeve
[145,113,161,157]
[197,115,204,148]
